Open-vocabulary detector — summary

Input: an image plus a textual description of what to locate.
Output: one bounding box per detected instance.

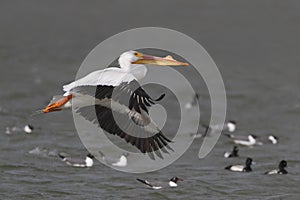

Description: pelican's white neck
[118,52,137,71]
[129,64,147,80]
[118,51,148,80]
[118,63,147,81]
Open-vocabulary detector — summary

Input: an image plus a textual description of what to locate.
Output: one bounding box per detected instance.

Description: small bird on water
[99,151,129,167]
[225,157,253,172]
[58,153,95,168]
[24,124,34,133]
[136,176,183,190]
[224,146,239,158]
[264,160,288,175]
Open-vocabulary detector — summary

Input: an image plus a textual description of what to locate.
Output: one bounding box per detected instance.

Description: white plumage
[42,50,188,159]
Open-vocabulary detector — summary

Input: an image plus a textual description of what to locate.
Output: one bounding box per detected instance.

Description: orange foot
[42,94,73,113]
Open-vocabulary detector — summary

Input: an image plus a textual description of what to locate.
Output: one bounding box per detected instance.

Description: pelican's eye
[133,52,142,58]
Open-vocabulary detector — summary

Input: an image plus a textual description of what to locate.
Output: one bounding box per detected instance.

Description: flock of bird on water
[8,50,287,190]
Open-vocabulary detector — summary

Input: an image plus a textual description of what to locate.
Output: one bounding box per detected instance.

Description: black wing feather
[73,80,165,114]
[76,105,173,159]
[73,80,172,159]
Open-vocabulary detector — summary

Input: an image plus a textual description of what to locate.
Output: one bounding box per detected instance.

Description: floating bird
[189,125,210,139]
[190,121,236,139]
[226,121,237,132]
[265,160,288,175]
[28,147,58,157]
[112,152,129,167]
[136,176,183,190]
[28,147,48,157]
[42,51,188,159]
[267,135,278,144]
[225,157,253,172]
[225,134,257,147]
[58,153,94,168]
[5,127,11,134]
[224,146,239,158]
[212,120,237,133]
[232,135,257,146]
[99,151,129,167]
[256,135,278,145]
[5,124,34,134]
[201,120,237,137]
[24,124,34,133]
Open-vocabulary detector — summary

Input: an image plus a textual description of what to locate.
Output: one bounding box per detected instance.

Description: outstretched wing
[73,79,173,159]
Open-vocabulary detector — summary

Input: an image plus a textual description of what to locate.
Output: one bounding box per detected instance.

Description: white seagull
[58,153,94,168]
[42,51,188,159]
[136,177,183,190]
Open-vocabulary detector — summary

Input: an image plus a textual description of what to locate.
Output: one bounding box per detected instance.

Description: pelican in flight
[42,50,188,159]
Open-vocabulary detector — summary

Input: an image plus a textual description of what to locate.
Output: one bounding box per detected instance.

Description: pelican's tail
[42,94,73,113]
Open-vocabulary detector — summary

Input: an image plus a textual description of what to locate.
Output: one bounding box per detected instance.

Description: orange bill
[132,54,189,66]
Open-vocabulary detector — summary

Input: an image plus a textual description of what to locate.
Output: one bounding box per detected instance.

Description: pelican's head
[118,50,189,69]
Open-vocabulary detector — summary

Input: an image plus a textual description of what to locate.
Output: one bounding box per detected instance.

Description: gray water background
[0,1,300,199]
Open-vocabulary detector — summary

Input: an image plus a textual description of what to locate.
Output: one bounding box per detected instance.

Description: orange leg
[42,94,73,113]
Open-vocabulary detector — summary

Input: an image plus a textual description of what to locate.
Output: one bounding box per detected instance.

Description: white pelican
[42,51,188,159]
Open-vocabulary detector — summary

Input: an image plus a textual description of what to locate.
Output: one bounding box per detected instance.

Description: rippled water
[1,1,300,199]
